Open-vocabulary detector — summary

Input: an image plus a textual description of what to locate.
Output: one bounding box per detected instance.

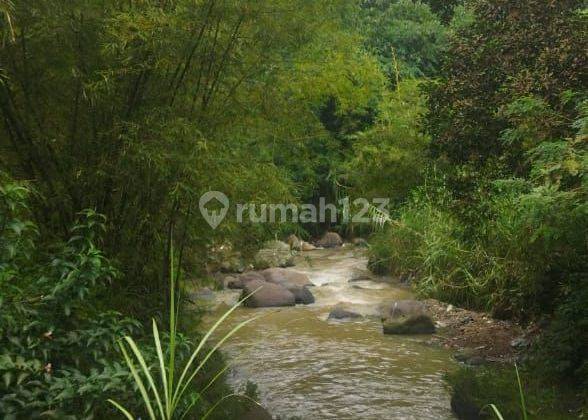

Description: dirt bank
[422,299,530,363]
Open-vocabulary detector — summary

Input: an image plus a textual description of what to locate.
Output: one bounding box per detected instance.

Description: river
[203,247,456,419]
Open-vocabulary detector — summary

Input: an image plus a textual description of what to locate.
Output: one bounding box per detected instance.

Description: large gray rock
[316,232,343,248]
[381,300,427,319]
[328,305,363,320]
[292,286,315,304]
[381,300,435,335]
[383,314,436,335]
[261,268,314,304]
[228,272,265,289]
[253,248,294,269]
[242,279,295,308]
[261,268,312,287]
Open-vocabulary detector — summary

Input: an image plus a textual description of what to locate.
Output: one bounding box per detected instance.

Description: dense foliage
[362,0,447,79]
[1,0,586,417]
[0,0,383,315]
[345,79,430,204]
[427,0,586,167]
[363,0,587,408]
[0,181,137,417]
[0,179,260,418]
[0,0,384,417]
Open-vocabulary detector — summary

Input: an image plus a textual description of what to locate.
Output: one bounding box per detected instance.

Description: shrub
[0,179,140,418]
[426,0,586,166]
[368,180,491,308]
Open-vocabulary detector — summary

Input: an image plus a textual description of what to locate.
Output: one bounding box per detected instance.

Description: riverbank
[423,299,525,363]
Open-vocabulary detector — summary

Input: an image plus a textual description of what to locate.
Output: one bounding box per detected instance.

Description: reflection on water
[203,248,456,419]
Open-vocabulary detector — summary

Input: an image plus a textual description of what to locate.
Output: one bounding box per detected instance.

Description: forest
[0,0,586,419]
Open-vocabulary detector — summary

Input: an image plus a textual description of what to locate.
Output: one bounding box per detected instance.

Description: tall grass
[109,245,261,419]
[368,164,587,318]
[487,364,528,420]
[368,187,490,308]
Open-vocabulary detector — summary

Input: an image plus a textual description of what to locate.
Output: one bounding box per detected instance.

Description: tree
[422,0,463,23]
[0,0,384,314]
[362,0,448,80]
[426,0,587,167]
[344,79,430,205]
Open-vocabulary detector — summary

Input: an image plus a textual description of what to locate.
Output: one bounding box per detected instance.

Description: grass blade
[174,314,261,407]
[124,336,166,419]
[152,320,170,416]
[515,364,528,420]
[168,241,176,397]
[119,342,157,420]
[488,404,505,420]
[108,399,135,420]
[200,364,230,396]
[171,288,261,408]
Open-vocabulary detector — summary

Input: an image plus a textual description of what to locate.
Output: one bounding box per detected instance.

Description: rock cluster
[231,268,316,308]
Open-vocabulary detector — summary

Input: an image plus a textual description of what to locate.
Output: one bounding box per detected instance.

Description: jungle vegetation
[0,0,586,418]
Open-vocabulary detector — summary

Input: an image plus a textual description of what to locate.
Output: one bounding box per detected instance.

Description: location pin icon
[199,191,229,229]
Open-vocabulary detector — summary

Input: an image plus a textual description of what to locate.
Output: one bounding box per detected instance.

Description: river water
[203,247,456,419]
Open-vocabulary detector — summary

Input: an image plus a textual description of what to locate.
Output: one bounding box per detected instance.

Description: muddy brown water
[202,248,456,419]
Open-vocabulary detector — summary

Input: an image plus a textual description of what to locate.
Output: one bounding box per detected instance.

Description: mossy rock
[382,314,436,335]
[253,249,294,269]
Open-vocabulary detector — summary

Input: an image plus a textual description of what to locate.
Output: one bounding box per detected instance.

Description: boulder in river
[316,232,343,248]
[383,314,436,335]
[254,248,294,269]
[381,300,427,319]
[292,286,315,305]
[242,279,295,308]
[328,305,363,320]
[228,272,265,289]
[261,268,314,304]
[262,268,312,287]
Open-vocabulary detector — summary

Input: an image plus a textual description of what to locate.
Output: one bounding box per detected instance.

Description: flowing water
[203,248,456,419]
